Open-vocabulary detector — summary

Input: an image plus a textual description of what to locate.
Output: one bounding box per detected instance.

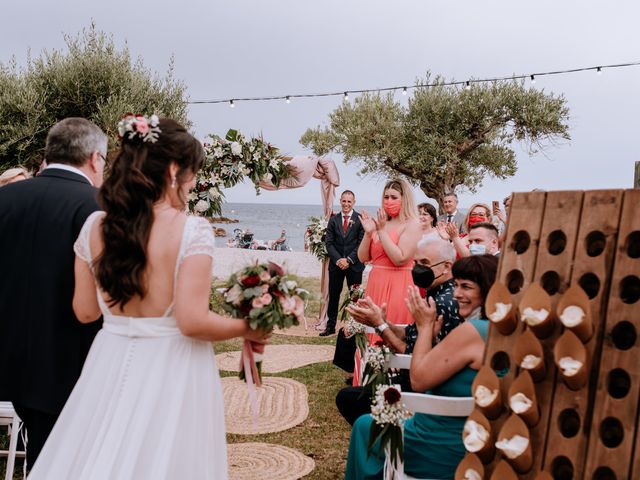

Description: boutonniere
[348,219,354,227]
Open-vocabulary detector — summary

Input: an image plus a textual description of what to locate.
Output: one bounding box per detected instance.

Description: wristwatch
[374,323,389,335]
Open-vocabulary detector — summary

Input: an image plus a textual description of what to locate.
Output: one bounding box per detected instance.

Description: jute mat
[222,377,309,434]
[227,442,315,480]
[216,344,334,373]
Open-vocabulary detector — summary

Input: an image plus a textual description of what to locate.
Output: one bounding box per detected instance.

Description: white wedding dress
[29,212,228,479]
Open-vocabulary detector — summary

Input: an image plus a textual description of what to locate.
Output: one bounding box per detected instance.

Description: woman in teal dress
[345,254,499,480]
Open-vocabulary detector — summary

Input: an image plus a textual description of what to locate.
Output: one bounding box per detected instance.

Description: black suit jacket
[325,211,365,273]
[0,168,102,415]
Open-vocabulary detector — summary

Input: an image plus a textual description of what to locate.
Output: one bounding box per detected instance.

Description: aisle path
[216,344,334,373]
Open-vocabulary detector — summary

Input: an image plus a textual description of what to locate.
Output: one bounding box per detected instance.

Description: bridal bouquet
[305,216,329,262]
[369,385,411,478]
[222,261,309,384]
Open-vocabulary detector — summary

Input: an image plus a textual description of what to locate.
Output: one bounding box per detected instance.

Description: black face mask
[411,261,446,289]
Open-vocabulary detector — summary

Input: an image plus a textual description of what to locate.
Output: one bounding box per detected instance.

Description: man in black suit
[320,190,365,336]
[0,117,107,467]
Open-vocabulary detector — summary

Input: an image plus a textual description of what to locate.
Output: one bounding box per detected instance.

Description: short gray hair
[417,235,456,263]
[45,118,107,167]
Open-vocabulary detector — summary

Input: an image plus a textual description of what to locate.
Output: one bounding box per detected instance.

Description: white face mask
[469,243,487,256]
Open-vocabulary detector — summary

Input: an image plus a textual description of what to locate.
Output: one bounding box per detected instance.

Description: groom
[321,190,365,336]
[0,118,107,467]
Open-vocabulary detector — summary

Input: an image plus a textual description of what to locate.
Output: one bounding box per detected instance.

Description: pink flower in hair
[135,117,150,135]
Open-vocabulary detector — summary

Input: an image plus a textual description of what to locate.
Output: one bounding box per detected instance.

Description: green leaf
[225,129,238,141]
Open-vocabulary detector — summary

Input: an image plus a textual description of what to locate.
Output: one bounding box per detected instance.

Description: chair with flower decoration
[385,353,474,480]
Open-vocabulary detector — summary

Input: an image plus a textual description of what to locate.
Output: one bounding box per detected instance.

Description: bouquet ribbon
[241,339,263,428]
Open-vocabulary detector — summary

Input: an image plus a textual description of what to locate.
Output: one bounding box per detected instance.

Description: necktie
[343,215,350,233]
[447,214,453,223]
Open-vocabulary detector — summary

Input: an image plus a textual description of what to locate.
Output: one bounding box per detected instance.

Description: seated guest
[344,254,499,480]
[336,237,460,425]
[467,222,500,256]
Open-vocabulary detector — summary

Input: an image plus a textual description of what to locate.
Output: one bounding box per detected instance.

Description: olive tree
[300,74,570,207]
[0,23,189,171]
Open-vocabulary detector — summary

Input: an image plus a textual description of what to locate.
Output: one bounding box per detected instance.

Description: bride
[28,116,269,479]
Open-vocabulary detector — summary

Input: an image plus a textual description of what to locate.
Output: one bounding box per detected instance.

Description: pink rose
[259,271,271,282]
[252,297,265,309]
[261,284,269,294]
[135,118,149,134]
[260,293,272,305]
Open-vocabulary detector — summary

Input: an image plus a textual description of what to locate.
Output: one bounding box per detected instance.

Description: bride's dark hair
[96,118,204,308]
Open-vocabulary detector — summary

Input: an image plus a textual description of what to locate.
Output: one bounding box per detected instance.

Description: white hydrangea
[194,200,209,212]
[230,142,242,156]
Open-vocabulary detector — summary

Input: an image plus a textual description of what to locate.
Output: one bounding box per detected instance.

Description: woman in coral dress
[353,178,421,384]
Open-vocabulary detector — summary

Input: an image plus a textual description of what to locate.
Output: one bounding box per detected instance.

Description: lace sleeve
[183,217,216,260]
[73,211,104,263]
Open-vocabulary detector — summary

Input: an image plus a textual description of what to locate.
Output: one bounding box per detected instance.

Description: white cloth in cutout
[29,212,227,479]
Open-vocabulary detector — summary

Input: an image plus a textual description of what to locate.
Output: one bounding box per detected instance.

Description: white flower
[269,159,281,168]
[262,173,273,182]
[253,153,260,161]
[213,147,224,158]
[194,200,209,212]
[225,284,244,306]
[285,280,297,290]
[187,191,198,202]
[249,145,255,153]
[230,142,242,156]
[149,114,159,126]
[241,167,251,176]
[208,188,221,200]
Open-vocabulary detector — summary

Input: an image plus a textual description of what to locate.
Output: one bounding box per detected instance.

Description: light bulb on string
[229,100,235,108]
[285,96,291,104]
[343,92,349,102]
[597,66,602,75]
[465,81,471,91]
[530,74,536,84]
[402,87,407,95]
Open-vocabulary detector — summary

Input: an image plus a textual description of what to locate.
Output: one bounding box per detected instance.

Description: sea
[212,202,380,251]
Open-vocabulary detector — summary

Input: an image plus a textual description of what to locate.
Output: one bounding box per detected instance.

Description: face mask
[411,260,445,289]
[383,199,402,217]
[468,215,486,227]
[469,243,487,256]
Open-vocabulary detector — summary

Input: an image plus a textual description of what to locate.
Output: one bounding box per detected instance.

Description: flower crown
[117,114,161,143]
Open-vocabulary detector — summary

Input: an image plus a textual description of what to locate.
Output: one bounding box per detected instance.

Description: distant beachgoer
[272,229,289,251]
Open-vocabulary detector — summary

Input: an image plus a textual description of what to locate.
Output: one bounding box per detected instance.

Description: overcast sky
[2,0,639,208]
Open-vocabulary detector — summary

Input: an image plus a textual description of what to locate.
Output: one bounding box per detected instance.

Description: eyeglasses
[98,152,107,163]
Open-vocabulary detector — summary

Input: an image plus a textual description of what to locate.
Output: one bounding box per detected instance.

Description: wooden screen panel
[526,190,584,477]
[543,190,623,479]
[584,189,640,479]
[483,191,546,477]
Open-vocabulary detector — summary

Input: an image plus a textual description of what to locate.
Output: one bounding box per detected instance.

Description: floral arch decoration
[188,129,291,217]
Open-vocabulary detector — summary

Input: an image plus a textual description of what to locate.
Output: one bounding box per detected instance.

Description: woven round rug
[222,377,309,434]
[227,442,315,480]
[216,344,334,373]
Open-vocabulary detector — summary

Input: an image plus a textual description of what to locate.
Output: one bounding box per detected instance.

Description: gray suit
[438,210,466,234]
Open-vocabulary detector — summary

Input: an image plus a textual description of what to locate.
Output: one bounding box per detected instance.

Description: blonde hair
[381,178,418,223]
[0,167,30,187]
[463,202,492,230]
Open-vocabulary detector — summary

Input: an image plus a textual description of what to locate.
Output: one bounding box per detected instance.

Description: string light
[285,96,291,104]
[188,60,640,106]
[530,74,536,84]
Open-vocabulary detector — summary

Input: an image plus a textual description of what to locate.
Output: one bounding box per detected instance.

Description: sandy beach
[212,247,323,280]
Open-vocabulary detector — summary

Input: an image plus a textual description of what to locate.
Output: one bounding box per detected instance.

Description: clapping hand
[436,221,450,241]
[346,297,386,328]
[360,210,377,234]
[405,286,443,336]
[445,221,459,239]
[375,208,387,230]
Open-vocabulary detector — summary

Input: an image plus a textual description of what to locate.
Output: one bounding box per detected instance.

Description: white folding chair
[384,354,474,480]
[0,402,26,480]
